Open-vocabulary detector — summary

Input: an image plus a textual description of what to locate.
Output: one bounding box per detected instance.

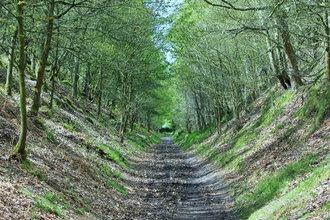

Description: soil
[123,135,238,220]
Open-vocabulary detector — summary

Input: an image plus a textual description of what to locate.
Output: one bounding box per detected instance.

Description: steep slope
[0,69,160,219]
[176,83,330,219]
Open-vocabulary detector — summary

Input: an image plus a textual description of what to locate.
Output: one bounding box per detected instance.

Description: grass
[61,121,75,132]
[249,155,330,220]
[96,145,129,168]
[209,130,258,167]
[107,180,127,195]
[237,154,319,219]
[35,195,63,217]
[22,160,47,182]
[45,130,58,143]
[21,189,66,217]
[176,125,215,150]
[296,83,330,135]
[99,163,122,179]
[253,90,294,129]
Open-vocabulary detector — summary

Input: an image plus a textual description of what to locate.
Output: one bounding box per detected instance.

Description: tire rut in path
[128,136,238,220]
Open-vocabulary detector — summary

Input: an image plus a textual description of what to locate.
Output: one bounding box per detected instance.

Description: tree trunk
[323,10,330,81]
[12,1,27,161]
[277,10,303,90]
[97,65,103,115]
[83,62,91,100]
[31,0,55,114]
[72,57,80,97]
[5,29,18,96]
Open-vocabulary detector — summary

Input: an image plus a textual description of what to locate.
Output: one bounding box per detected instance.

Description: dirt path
[124,136,238,220]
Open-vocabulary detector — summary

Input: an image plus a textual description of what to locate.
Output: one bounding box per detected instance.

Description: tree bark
[97,65,103,116]
[5,29,18,96]
[83,62,91,100]
[277,10,303,90]
[72,56,80,97]
[323,10,330,81]
[12,0,27,161]
[31,0,55,114]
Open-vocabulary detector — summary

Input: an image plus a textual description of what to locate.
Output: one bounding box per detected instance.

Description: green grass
[210,130,258,167]
[45,130,58,143]
[99,163,122,179]
[21,189,66,217]
[74,207,84,215]
[237,154,318,219]
[296,83,330,135]
[96,145,130,168]
[107,180,127,195]
[177,125,215,150]
[249,155,330,220]
[22,160,47,182]
[35,195,63,217]
[271,122,285,133]
[61,121,75,132]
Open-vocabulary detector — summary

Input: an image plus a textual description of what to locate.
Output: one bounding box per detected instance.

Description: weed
[96,145,128,168]
[20,188,32,197]
[40,105,53,118]
[45,130,57,143]
[99,163,112,176]
[35,196,63,217]
[22,160,47,181]
[107,180,127,195]
[74,207,84,215]
[113,170,122,179]
[61,122,75,132]
[272,122,285,133]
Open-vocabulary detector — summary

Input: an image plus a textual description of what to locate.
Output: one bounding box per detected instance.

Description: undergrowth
[175,125,215,150]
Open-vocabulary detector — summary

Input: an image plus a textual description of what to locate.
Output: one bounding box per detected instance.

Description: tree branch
[226,25,272,37]
[55,0,88,19]
[202,0,270,11]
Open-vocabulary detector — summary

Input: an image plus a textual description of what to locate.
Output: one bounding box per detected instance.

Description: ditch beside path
[124,135,239,219]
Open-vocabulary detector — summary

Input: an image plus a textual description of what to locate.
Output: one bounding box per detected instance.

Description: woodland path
[123,136,238,220]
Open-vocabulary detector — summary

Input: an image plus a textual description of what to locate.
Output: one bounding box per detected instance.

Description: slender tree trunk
[12,1,27,161]
[5,29,18,96]
[147,110,151,132]
[277,10,303,90]
[97,65,103,115]
[84,62,91,100]
[31,0,55,114]
[120,73,128,143]
[323,10,330,81]
[72,57,80,97]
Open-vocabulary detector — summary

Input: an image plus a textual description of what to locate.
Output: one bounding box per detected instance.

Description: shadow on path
[125,135,239,220]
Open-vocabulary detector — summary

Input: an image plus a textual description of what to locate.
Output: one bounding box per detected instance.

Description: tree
[12,0,28,161]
